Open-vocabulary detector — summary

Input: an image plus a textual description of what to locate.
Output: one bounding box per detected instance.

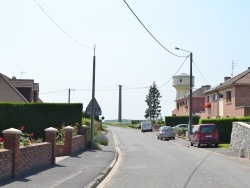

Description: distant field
[104,122,131,127]
[104,119,131,124]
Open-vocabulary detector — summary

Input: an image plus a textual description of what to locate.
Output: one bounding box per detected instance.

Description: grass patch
[219,143,230,149]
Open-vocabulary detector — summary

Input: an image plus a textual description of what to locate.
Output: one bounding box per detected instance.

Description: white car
[141,121,152,132]
[173,124,189,131]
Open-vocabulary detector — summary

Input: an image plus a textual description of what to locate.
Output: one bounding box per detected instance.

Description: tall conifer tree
[145,81,161,122]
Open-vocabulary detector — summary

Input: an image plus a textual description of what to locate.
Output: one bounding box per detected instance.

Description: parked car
[157,126,175,140]
[141,121,152,132]
[173,124,189,131]
[190,124,219,148]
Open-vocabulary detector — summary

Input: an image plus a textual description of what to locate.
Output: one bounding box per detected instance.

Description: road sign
[85,97,102,116]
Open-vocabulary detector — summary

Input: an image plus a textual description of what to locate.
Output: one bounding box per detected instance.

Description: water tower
[172,73,194,100]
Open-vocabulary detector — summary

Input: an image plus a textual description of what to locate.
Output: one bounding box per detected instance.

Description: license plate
[205,135,212,137]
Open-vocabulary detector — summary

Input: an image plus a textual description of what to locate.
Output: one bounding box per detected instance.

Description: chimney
[202,85,211,91]
[224,77,231,81]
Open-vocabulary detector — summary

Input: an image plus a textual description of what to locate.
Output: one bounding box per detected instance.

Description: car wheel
[190,142,193,146]
[160,137,162,140]
[157,136,159,139]
[215,143,218,148]
[197,144,200,148]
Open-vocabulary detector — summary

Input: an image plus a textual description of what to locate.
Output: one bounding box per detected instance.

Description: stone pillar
[64,126,74,156]
[45,127,58,164]
[82,125,90,149]
[2,128,22,177]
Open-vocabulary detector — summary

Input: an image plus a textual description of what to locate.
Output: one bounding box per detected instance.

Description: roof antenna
[231,60,238,77]
[20,71,26,79]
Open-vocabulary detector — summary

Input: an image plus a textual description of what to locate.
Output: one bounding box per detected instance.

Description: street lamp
[175,47,193,140]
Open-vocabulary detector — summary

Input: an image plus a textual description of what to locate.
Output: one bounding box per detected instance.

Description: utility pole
[68,88,70,103]
[118,85,122,122]
[175,47,193,140]
[90,45,96,149]
[189,52,193,140]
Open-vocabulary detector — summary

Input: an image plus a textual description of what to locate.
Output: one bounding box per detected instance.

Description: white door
[219,93,223,117]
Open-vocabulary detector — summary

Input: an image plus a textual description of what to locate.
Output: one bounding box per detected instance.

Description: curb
[85,130,119,188]
[171,139,250,164]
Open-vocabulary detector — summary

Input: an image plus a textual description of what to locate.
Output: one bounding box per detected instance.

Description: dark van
[190,124,219,148]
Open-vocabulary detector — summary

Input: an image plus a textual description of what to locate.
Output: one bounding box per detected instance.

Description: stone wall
[230,122,250,152]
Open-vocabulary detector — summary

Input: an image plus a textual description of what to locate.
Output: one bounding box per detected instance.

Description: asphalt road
[103,126,250,188]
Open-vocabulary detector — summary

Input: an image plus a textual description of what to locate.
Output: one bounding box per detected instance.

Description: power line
[33,0,93,49]
[159,55,189,88]
[123,86,149,90]
[123,0,186,58]
[40,89,67,95]
[193,60,210,85]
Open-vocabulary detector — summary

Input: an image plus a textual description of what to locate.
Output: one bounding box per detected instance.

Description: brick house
[0,73,41,102]
[200,67,250,118]
[172,85,211,116]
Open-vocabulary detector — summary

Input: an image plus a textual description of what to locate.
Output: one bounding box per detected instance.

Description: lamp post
[175,47,193,140]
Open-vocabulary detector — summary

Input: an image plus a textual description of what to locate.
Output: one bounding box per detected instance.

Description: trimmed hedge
[199,117,250,143]
[165,116,200,127]
[0,103,83,139]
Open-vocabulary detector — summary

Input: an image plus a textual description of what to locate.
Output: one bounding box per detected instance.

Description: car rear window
[201,126,216,134]
[162,127,171,131]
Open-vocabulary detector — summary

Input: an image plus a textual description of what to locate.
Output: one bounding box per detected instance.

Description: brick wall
[56,135,85,156]
[19,143,52,174]
[1,126,87,180]
[72,135,85,154]
[235,85,250,106]
[56,144,66,156]
[172,97,205,116]
[0,149,12,180]
[193,97,205,113]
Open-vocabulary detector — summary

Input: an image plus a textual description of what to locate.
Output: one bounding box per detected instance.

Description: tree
[145,81,161,122]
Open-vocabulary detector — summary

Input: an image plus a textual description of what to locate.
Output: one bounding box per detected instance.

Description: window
[213,93,218,101]
[201,126,216,133]
[207,95,211,102]
[226,90,231,103]
[219,93,223,99]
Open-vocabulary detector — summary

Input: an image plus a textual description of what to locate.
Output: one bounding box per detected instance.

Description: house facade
[172,85,211,116]
[200,67,250,118]
[0,73,41,103]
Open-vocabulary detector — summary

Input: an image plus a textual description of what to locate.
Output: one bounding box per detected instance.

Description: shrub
[94,132,109,146]
[165,115,200,127]
[56,122,80,144]
[0,103,82,139]
[0,136,3,149]
[200,116,250,143]
[18,125,34,146]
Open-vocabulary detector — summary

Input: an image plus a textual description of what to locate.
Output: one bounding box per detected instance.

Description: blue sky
[0,0,249,120]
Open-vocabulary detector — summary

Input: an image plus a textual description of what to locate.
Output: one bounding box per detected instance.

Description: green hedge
[165,116,200,127]
[0,103,83,139]
[199,117,250,143]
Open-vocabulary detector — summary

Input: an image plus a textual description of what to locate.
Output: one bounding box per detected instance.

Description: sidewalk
[0,130,117,188]
[171,136,250,163]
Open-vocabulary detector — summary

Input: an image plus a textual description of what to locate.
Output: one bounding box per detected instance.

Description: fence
[0,125,88,181]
